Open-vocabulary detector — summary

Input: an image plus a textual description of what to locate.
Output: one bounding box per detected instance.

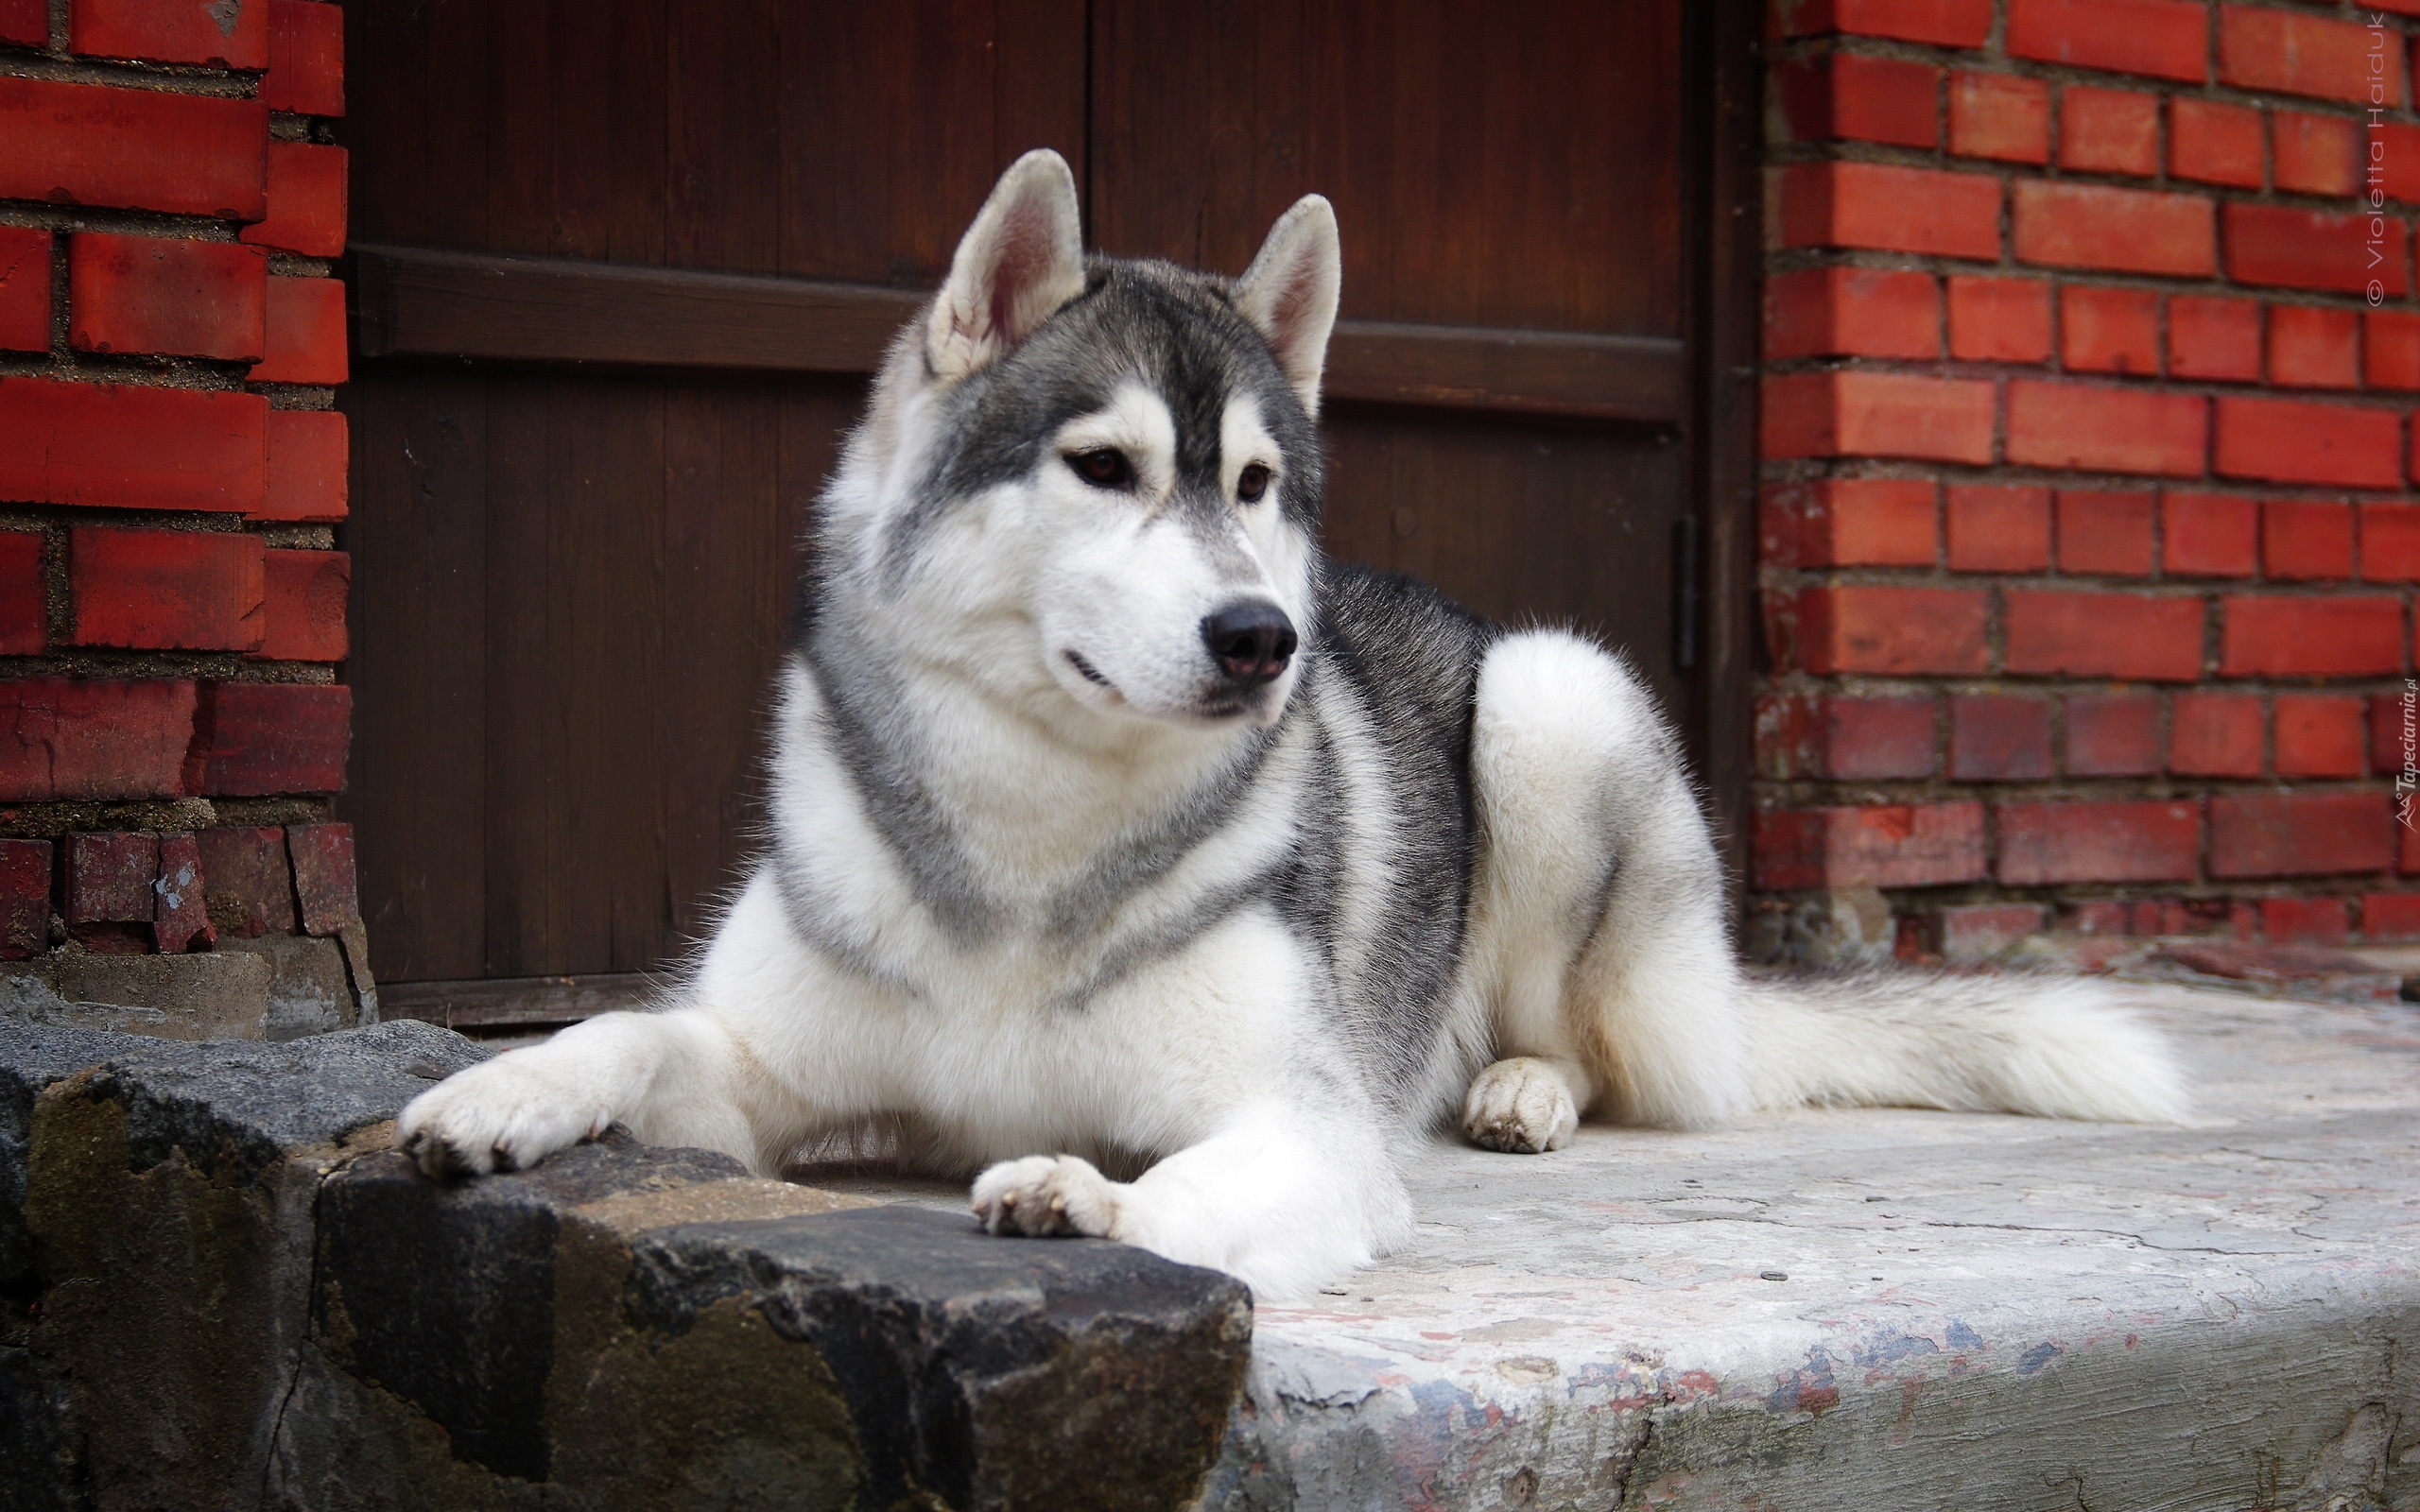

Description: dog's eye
[1067,448,1133,490]
[1236,463,1271,503]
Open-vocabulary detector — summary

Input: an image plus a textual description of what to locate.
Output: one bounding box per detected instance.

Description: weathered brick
[1753,802,1987,890]
[0,225,48,353]
[2171,692,2265,777]
[255,548,348,662]
[2260,896,2350,945]
[2219,5,2400,106]
[0,838,48,959]
[262,0,344,117]
[2366,310,2420,390]
[2221,596,2405,677]
[1766,477,1939,567]
[2385,119,2420,204]
[1775,161,2002,260]
[1946,275,2050,362]
[2006,0,2207,82]
[253,275,348,386]
[0,77,267,219]
[256,409,347,524]
[2273,694,2366,778]
[2361,892,2420,940]
[2065,690,2162,776]
[191,682,350,796]
[2223,204,2408,297]
[1763,266,1940,361]
[1950,694,2052,781]
[0,531,43,656]
[194,825,298,937]
[2164,491,2259,577]
[2210,791,2392,878]
[1772,0,1992,46]
[68,526,266,651]
[2013,181,2215,277]
[2056,488,2156,576]
[1822,696,1937,779]
[2213,396,2401,489]
[2058,86,2160,177]
[2168,295,2263,383]
[153,830,215,954]
[0,0,43,45]
[2368,693,2408,778]
[1947,71,2048,163]
[2263,499,2355,581]
[2268,304,2360,390]
[1924,902,2049,964]
[1774,53,1940,148]
[1946,483,2051,572]
[0,379,266,513]
[1761,370,1996,464]
[239,143,346,260]
[1996,799,2203,885]
[68,232,268,362]
[63,832,156,924]
[2272,111,2361,197]
[2060,285,2159,376]
[2005,380,2206,476]
[0,680,198,800]
[1788,585,1991,674]
[2169,97,2265,189]
[2004,591,2204,680]
[2360,502,2420,582]
[72,0,268,66]
[286,821,358,935]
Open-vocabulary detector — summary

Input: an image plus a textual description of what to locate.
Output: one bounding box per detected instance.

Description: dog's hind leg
[1461,630,1752,1149]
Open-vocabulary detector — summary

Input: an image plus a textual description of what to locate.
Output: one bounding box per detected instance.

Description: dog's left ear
[928,149,1087,382]
[1235,195,1341,417]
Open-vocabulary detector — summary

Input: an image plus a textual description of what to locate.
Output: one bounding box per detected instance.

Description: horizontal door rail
[381,971,657,1030]
[352,242,1686,425]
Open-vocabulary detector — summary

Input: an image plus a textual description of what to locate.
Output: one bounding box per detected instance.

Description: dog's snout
[1202,601,1297,685]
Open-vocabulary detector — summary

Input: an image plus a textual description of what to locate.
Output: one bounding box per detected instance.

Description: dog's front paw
[971,1154,1121,1238]
[1462,1057,1580,1154]
[397,1055,610,1179]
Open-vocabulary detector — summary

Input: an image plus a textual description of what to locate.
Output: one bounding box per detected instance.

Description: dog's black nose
[1202,601,1297,684]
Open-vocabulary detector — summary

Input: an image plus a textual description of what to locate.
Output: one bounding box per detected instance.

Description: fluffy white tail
[1742,969,2190,1125]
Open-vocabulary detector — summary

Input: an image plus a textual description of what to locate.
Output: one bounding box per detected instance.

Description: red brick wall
[0,1,360,987]
[1759,0,2420,959]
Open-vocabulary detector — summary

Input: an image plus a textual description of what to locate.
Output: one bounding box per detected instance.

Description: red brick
[2213,396,2401,489]
[2006,0,2208,83]
[2171,692,2265,776]
[1947,483,2051,572]
[263,0,344,117]
[69,526,267,651]
[1946,275,2051,362]
[2366,310,2420,390]
[1772,0,1992,46]
[2059,86,2160,177]
[1761,370,1997,464]
[190,681,350,796]
[2013,181,2216,277]
[2274,693,2366,777]
[0,226,48,354]
[0,839,48,960]
[257,409,347,524]
[0,532,43,656]
[2169,97,2265,189]
[72,0,268,67]
[0,0,43,45]
[2405,821,2420,877]
[2223,204,2408,297]
[2221,595,2405,677]
[2219,5,2401,107]
[193,825,299,938]
[2382,120,2420,205]
[2005,380,2207,476]
[1947,71,2049,163]
[239,143,346,260]
[2262,499,2355,581]
[0,379,267,513]
[1775,53,1940,148]
[1786,584,1991,674]
[0,681,198,800]
[152,831,214,954]
[1950,694,2053,780]
[2267,304,2360,390]
[1768,477,1939,566]
[2060,285,2159,376]
[2168,296,2263,383]
[2361,892,2420,939]
[63,832,155,924]
[1996,799,2202,885]
[2056,488,2156,576]
[2368,692,2407,777]
[1764,267,1940,361]
[255,548,348,662]
[2065,900,2134,936]
[2164,491,2260,577]
[2273,111,2361,198]
[68,232,268,362]
[286,821,358,935]
[0,77,267,220]
[2004,591,2204,680]
[2360,502,2420,582]
[1823,696,1937,779]
[2261,896,2350,945]
[2065,690,2162,776]
[2210,791,2392,878]
[252,275,347,386]
[1753,801,1988,890]
[1775,161,2002,260]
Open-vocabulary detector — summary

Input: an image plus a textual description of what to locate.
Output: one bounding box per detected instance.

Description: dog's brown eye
[1068,448,1133,490]
[1236,463,1271,503]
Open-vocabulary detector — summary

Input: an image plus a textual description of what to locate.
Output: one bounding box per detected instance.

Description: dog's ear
[928,149,1085,382]
[1234,195,1341,417]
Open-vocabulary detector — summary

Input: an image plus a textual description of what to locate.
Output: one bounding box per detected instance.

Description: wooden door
[338,1,1758,1032]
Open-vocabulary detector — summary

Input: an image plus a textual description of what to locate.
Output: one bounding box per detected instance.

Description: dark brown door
[338,1,1755,1032]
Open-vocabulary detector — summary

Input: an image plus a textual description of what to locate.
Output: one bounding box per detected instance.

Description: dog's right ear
[927,149,1085,383]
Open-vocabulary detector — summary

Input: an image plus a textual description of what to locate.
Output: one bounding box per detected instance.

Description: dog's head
[825,149,1340,733]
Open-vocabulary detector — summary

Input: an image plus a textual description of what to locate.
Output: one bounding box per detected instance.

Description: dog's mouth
[1063,649,1115,689]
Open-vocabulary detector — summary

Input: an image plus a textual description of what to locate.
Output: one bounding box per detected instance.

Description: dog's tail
[1737,969,2189,1124]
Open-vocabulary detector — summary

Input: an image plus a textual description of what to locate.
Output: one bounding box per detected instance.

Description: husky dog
[400,151,2186,1300]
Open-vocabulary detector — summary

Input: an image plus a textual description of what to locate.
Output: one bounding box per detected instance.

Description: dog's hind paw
[396,1055,610,1179]
[971,1154,1122,1239]
[1462,1057,1580,1154]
